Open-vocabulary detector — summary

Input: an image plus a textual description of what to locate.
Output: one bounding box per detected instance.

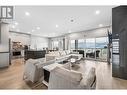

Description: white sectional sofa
[23,58,55,83]
[23,50,83,83]
[48,66,96,89]
[45,50,83,62]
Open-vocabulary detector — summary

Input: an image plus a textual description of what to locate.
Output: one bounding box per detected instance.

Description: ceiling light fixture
[25,12,30,16]
[37,27,40,30]
[14,22,18,25]
[99,24,103,27]
[32,30,34,32]
[95,10,100,15]
[68,30,71,33]
[12,25,15,29]
[55,24,58,28]
[27,32,30,34]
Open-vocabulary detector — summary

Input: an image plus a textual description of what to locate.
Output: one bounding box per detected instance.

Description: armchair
[48,66,96,89]
[23,58,55,83]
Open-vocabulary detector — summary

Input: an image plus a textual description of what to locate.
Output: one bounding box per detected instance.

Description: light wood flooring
[0,58,127,89]
[0,58,47,89]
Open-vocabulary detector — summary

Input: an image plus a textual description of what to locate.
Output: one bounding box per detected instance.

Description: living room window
[70,40,75,50]
[85,38,96,59]
[76,37,108,61]
[78,39,85,50]
[95,37,108,61]
[53,41,59,50]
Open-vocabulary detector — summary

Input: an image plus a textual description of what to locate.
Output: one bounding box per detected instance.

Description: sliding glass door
[77,39,85,57]
[85,38,95,59]
[78,39,85,49]
[95,37,108,61]
[70,40,75,50]
[52,41,59,50]
[76,37,108,61]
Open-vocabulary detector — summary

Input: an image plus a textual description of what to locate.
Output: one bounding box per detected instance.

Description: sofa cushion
[80,67,96,87]
[49,51,60,56]
[48,51,54,54]
[52,66,82,84]
[34,58,45,62]
[26,59,40,65]
[62,63,71,70]
[43,60,55,66]
[24,59,43,82]
[65,50,71,55]
[59,51,66,56]
[54,51,60,56]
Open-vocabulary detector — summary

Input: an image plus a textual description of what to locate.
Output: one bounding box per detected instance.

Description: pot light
[14,22,18,25]
[12,25,15,28]
[32,30,34,32]
[99,24,103,27]
[37,27,40,30]
[95,10,100,15]
[55,24,59,28]
[68,30,72,33]
[25,12,30,16]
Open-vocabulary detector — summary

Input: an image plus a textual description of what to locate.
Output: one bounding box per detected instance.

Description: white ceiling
[9,6,114,37]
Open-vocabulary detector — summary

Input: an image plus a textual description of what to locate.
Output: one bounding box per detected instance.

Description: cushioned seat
[45,50,83,62]
[48,66,96,89]
[23,59,43,83]
[23,58,55,83]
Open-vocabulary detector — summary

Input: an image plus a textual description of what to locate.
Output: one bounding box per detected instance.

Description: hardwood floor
[87,60,127,89]
[0,58,127,89]
[0,58,47,89]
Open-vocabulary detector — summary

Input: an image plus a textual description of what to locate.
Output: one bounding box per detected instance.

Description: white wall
[9,32,49,50]
[50,26,111,50]
[0,23,9,52]
[67,26,111,40]
[30,35,49,50]
[50,36,65,50]
[9,32,30,45]
[48,38,52,50]
[0,22,9,67]
[9,26,111,51]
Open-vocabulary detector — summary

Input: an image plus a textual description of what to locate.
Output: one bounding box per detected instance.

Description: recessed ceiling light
[99,24,103,27]
[55,24,59,28]
[12,25,15,28]
[68,30,72,33]
[14,22,18,25]
[37,27,40,30]
[25,12,30,16]
[95,10,100,15]
[32,30,34,32]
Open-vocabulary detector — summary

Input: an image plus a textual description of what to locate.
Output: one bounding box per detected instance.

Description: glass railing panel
[95,48,107,61]
[101,48,107,61]
[84,48,107,61]
[85,48,95,59]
